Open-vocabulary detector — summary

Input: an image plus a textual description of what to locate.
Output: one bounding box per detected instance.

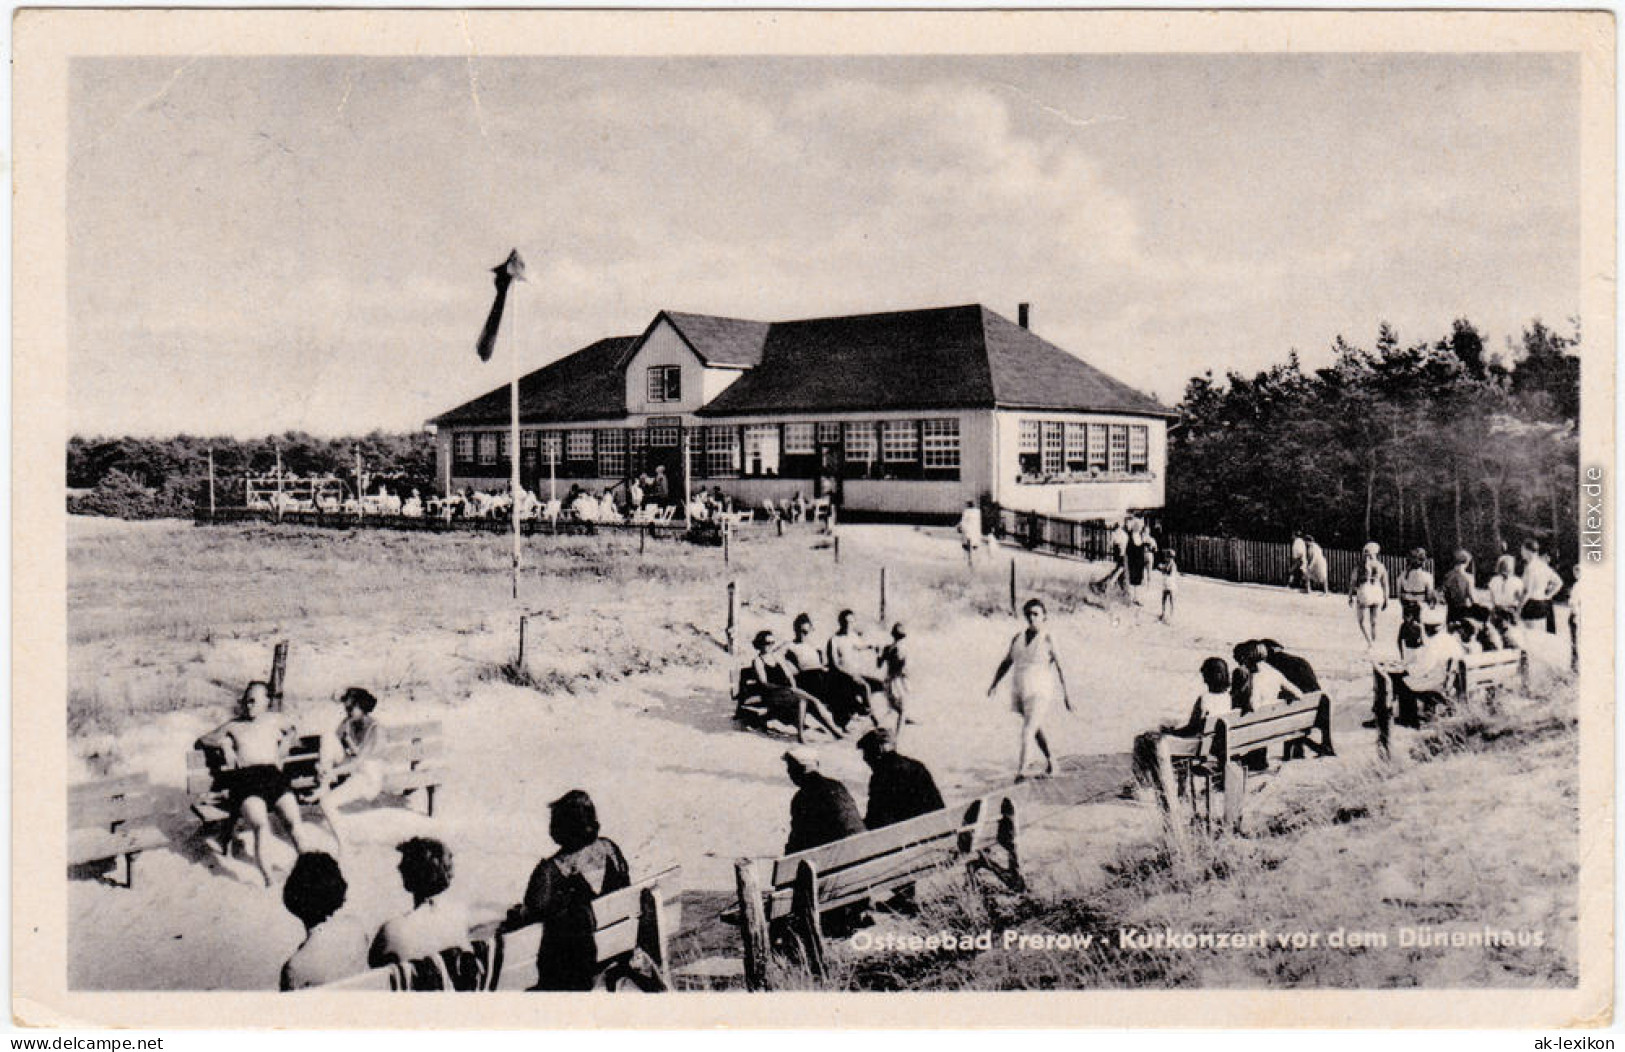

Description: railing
[993,505,1428,598]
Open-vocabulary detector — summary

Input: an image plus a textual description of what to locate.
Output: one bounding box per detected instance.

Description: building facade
[430,304,1174,522]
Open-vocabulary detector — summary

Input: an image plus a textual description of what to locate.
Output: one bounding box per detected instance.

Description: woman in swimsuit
[1348,542,1390,648]
[314,687,384,853]
[743,629,843,742]
[196,681,311,887]
[987,598,1072,783]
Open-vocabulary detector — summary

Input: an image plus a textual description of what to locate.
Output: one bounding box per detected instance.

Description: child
[879,622,911,734]
[1157,548,1179,623]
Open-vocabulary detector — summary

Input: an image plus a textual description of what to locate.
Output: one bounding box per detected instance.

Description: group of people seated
[195,683,385,887]
[1131,638,1323,793]
[780,728,944,855]
[736,609,911,742]
[280,790,644,991]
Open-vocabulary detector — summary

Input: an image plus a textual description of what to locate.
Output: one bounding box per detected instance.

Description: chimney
[1018,303,1030,329]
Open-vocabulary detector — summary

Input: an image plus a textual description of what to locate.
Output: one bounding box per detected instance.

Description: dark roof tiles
[430,336,638,426]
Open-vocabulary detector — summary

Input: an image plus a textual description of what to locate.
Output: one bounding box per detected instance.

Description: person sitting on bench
[741,630,844,743]
[825,610,883,730]
[1386,606,1464,727]
[312,687,384,852]
[280,851,367,990]
[1132,656,1235,798]
[195,681,312,887]
[857,728,943,830]
[782,746,865,854]
[369,837,472,968]
[505,790,632,991]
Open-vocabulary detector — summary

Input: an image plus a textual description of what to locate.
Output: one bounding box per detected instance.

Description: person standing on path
[1348,542,1390,648]
[987,598,1073,783]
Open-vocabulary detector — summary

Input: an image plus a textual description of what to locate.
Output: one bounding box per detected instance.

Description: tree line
[1165,318,1581,571]
[66,431,438,519]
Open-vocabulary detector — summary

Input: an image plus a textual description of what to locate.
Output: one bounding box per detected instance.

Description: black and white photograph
[12,8,1615,1030]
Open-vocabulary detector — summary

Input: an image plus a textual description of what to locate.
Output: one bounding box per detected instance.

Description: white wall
[623,318,745,419]
[991,411,1168,521]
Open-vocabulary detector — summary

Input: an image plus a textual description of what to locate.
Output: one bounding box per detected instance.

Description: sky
[67,53,1581,438]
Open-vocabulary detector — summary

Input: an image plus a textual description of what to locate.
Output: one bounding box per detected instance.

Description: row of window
[1016,419,1150,478]
[451,419,964,480]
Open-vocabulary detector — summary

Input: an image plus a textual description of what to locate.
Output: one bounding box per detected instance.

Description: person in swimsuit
[195,681,311,887]
[740,629,843,742]
[369,837,472,968]
[1157,547,1179,624]
[987,598,1073,783]
[827,610,884,726]
[1347,542,1390,648]
[280,851,367,990]
[313,687,383,853]
[1396,548,1437,657]
[878,622,911,735]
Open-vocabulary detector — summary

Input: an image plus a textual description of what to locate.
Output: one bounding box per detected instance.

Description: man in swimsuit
[826,610,884,727]
[196,681,311,887]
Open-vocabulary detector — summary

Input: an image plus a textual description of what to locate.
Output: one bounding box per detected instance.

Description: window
[598,430,627,477]
[921,419,960,471]
[844,422,876,464]
[783,422,816,454]
[647,365,681,403]
[1109,425,1129,473]
[1088,424,1108,472]
[477,433,498,466]
[1129,425,1149,473]
[539,432,562,463]
[1065,423,1089,471]
[1018,419,1041,477]
[567,430,594,461]
[500,431,513,459]
[521,430,539,464]
[817,421,843,446]
[744,425,780,476]
[706,426,740,476]
[881,421,919,463]
[647,417,680,447]
[455,432,474,462]
[1042,422,1064,475]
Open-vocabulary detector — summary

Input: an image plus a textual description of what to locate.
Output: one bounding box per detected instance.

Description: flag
[475,249,527,362]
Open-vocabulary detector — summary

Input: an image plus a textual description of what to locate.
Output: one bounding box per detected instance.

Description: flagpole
[510,278,523,603]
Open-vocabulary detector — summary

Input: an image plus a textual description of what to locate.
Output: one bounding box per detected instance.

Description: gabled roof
[429,336,638,427]
[657,311,771,368]
[431,305,1173,429]
[697,305,1173,418]
[979,308,1172,416]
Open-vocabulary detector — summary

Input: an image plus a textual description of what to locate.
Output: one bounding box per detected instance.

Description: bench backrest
[761,798,985,920]
[70,775,156,832]
[1459,649,1523,690]
[490,866,681,992]
[1211,695,1326,758]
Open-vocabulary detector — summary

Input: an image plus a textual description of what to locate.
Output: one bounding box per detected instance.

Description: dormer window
[647,365,682,403]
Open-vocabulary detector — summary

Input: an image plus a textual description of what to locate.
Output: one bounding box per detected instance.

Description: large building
[429,304,1174,522]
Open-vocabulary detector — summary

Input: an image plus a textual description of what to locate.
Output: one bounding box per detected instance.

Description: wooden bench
[1455,648,1527,704]
[1152,694,1335,833]
[69,774,170,889]
[732,793,1021,990]
[309,867,681,992]
[187,721,444,831]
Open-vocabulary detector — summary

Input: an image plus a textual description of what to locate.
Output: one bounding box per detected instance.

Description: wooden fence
[994,506,1427,598]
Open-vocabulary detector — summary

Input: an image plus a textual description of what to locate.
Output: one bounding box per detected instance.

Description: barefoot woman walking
[987,598,1072,783]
